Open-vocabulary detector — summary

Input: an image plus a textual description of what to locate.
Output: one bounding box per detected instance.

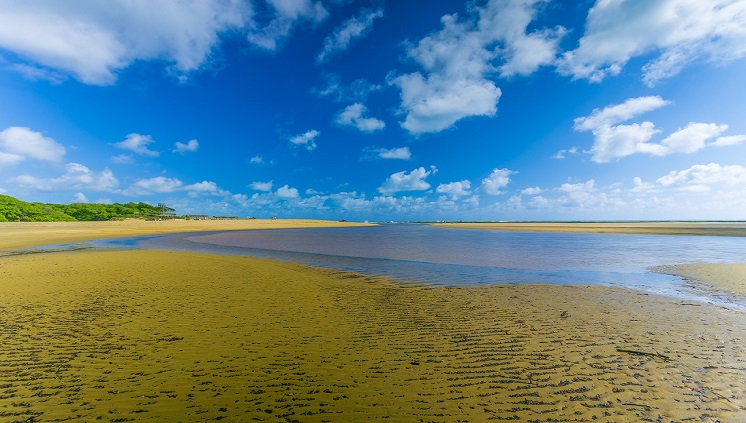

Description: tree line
[0,194,170,222]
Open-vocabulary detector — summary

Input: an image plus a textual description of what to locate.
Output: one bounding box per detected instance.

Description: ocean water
[94,224,746,309]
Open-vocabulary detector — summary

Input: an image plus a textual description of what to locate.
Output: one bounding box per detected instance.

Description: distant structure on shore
[185,214,238,220]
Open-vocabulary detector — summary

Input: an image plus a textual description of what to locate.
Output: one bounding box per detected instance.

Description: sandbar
[653,263,746,298]
[0,219,371,250]
[432,221,746,236]
[1,222,745,421]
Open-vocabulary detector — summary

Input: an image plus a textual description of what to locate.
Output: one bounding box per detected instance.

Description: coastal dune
[1,221,745,421]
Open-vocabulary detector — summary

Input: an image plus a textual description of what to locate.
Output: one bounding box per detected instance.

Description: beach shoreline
[431,221,746,236]
[1,221,744,420]
[0,219,373,250]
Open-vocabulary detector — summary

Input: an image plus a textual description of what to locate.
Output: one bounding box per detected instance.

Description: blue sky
[1,0,746,221]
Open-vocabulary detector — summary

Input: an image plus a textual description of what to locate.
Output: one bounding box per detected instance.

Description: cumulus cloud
[183,180,228,196]
[128,176,183,194]
[115,133,160,157]
[110,154,135,165]
[557,0,746,86]
[436,180,471,199]
[481,168,514,195]
[249,155,264,164]
[248,0,328,51]
[12,163,118,192]
[0,0,250,85]
[574,96,744,162]
[574,96,670,131]
[317,8,383,63]
[73,192,89,203]
[335,103,385,132]
[290,129,320,151]
[173,139,199,154]
[377,147,411,160]
[251,181,274,191]
[657,163,746,192]
[124,176,227,196]
[521,187,542,195]
[378,166,436,195]
[392,0,565,134]
[276,184,300,198]
[0,126,66,163]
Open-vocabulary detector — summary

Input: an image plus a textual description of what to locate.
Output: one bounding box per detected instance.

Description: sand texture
[432,221,746,237]
[1,249,744,422]
[654,263,746,299]
[0,219,371,250]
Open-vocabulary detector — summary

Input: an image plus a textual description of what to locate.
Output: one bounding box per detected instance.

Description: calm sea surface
[93,224,746,309]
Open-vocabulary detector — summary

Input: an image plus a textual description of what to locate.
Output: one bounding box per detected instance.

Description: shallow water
[93,224,746,309]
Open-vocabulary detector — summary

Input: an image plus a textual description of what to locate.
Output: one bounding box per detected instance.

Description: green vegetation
[0,195,170,222]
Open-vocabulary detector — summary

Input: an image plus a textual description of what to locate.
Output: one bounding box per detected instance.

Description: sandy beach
[432,221,746,237]
[0,219,372,250]
[1,222,744,421]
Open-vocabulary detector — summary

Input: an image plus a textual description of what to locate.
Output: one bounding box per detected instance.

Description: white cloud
[0,126,66,162]
[128,176,183,194]
[711,134,746,147]
[553,146,578,159]
[557,0,746,86]
[377,147,411,160]
[248,0,328,51]
[276,184,300,199]
[115,133,160,157]
[110,154,134,164]
[658,123,728,154]
[0,0,250,85]
[477,0,567,77]
[317,8,383,63]
[335,103,385,132]
[173,139,199,154]
[521,187,542,195]
[575,96,742,162]
[6,63,66,84]
[313,74,381,102]
[392,0,564,134]
[436,180,471,199]
[481,168,514,195]
[378,166,436,195]
[251,181,274,191]
[574,96,670,131]
[12,163,119,192]
[290,129,319,151]
[73,192,88,203]
[183,180,228,195]
[657,163,746,192]
[249,155,264,164]
[393,73,501,134]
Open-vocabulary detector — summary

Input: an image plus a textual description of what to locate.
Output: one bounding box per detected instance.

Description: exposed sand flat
[653,263,746,298]
[1,249,744,422]
[432,221,746,236]
[0,219,371,250]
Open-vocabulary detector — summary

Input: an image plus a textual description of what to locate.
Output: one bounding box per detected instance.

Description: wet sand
[432,221,746,237]
[1,249,745,422]
[0,219,371,250]
[1,222,745,421]
[653,263,746,299]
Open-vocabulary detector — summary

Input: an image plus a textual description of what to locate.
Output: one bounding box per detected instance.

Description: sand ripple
[1,250,744,422]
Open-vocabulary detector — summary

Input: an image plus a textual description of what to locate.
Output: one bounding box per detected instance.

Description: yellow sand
[654,263,746,298]
[0,219,371,250]
[432,221,746,236]
[2,222,745,421]
[1,249,745,422]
